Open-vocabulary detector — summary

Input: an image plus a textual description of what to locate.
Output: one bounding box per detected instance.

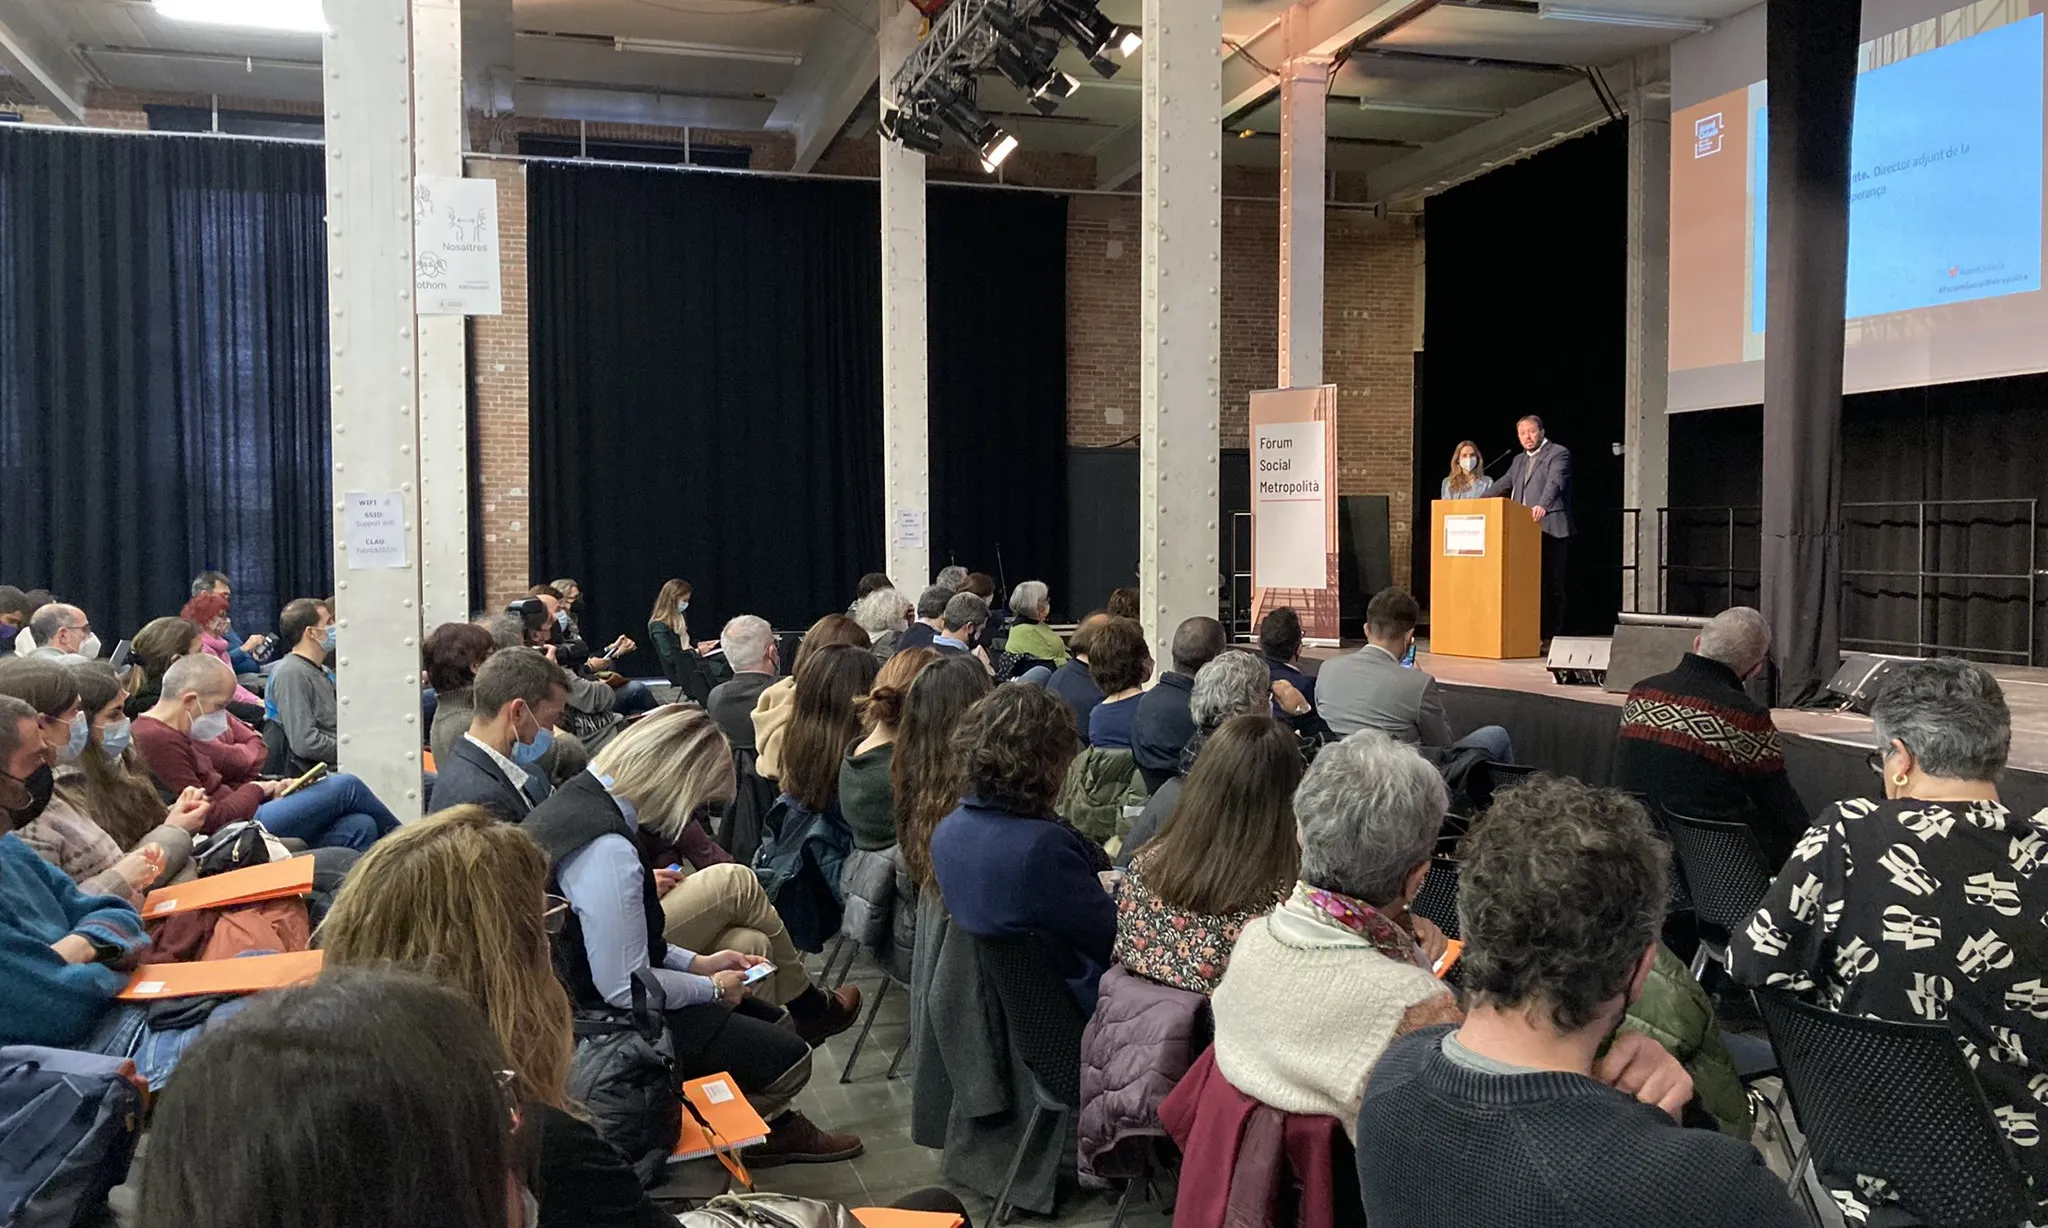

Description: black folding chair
[1411,856,1462,941]
[1475,761,1541,812]
[1659,808,1775,981]
[1754,988,2034,1228]
[975,935,1086,1225]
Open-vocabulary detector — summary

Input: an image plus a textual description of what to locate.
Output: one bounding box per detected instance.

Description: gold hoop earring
[1891,773,1911,789]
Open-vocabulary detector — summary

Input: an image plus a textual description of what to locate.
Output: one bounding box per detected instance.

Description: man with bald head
[1610,606,1808,864]
[134,655,401,851]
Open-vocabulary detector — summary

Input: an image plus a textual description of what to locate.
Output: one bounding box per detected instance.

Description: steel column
[323,0,427,818]
[413,0,470,635]
[1138,0,1223,654]
[879,0,930,593]
[1622,54,1671,614]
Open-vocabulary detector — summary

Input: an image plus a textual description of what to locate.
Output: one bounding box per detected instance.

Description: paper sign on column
[1252,420,1328,589]
[894,509,928,550]
[1443,514,1488,557]
[344,491,409,570]
[414,175,501,316]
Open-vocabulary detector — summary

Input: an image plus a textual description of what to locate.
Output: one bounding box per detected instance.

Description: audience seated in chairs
[1107,587,1140,621]
[933,592,989,662]
[1132,616,1227,791]
[188,569,271,677]
[646,577,721,703]
[1059,618,1153,848]
[268,596,339,769]
[851,571,895,612]
[318,809,679,1228]
[935,565,969,594]
[706,614,779,753]
[532,583,656,717]
[0,657,207,903]
[137,971,533,1228]
[483,610,612,762]
[1046,611,1113,732]
[63,661,210,873]
[431,646,571,824]
[0,585,32,654]
[852,585,912,662]
[1314,587,1512,763]
[1002,580,1068,671]
[896,585,951,656]
[1115,714,1302,996]
[25,602,100,666]
[962,572,1006,653]
[1257,607,1317,713]
[891,654,994,897]
[1611,605,1808,867]
[424,620,499,766]
[1118,650,1276,866]
[840,647,941,854]
[1355,775,1803,1228]
[121,616,204,718]
[522,706,862,1161]
[136,655,400,851]
[754,643,877,954]
[752,614,868,781]
[931,683,1116,1014]
[1729,656,2048,1222]
[177,591,265,724]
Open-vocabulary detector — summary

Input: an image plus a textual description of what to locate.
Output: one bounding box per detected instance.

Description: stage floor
[1298,643,2048,778]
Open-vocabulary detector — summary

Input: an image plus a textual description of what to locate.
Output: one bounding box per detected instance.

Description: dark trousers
[665,998,811,1120]
[1541,533,1571,640]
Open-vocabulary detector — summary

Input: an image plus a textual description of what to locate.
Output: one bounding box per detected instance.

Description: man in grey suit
[705,614,779,751]
[1316,588,1512,761]
[1500,414,1574,639]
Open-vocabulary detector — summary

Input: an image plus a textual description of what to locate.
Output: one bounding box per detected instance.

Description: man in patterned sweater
[1611,607,1808,865]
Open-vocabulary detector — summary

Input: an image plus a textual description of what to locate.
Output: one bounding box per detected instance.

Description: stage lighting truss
[882,0,1136,170]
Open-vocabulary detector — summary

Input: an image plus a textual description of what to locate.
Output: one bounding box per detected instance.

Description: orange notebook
[141,858,315,919]
[672,1072,770,1162]
[1433,939,1464,980]
[852,1211,965,1228]
[118,950,325,1000]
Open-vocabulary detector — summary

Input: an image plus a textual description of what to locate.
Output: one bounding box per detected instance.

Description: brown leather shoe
[791,985,861,1048]
[748,1110,864,1167]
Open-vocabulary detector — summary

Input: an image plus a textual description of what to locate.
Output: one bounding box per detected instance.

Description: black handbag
[567,970,681,1187]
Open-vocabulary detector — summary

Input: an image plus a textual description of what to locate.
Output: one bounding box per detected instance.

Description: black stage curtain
[527,165,1071,648]
[1671,377,2048,667]
[1760,0,1861,701]
[0,127,330,640]
[1417,125,1628,636]
[928,186,1068,610]
[527,163,884,647]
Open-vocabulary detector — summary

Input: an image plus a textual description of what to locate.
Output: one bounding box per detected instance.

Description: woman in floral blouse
[1114,714,1303,994]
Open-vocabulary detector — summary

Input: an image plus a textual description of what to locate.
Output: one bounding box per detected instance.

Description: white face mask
[1460,455,1478,473]
[77,633,101,660]
[189,709,230,742]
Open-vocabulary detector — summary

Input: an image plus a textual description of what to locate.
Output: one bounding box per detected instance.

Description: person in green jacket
[1003,580,1068,667]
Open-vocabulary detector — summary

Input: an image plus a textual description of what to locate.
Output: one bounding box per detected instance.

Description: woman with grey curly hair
[1731,657,2048,1222]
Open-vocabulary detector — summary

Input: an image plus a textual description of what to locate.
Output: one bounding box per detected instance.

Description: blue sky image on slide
[1751,13,2044,332]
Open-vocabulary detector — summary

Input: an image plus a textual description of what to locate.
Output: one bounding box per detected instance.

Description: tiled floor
[735,950,1173,1228]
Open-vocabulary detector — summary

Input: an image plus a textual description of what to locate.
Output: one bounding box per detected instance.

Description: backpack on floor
[567,971,681,1187]
[0,1047,147,1228]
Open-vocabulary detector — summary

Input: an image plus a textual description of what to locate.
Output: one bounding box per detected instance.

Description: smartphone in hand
[741,963,775,986]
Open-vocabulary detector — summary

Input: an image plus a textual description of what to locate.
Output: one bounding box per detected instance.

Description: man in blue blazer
[1501,414,1574,640]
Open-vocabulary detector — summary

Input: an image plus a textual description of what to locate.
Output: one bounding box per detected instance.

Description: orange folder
[1433,939,1464,980]
[141,857,315,919]
[673,1072,770,1161]
[853,1211,965,1228]
[118,949,324,1000]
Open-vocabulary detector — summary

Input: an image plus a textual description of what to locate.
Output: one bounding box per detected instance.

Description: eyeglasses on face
[543,894,572,935]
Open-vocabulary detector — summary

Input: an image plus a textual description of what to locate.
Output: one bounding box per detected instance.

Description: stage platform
[1296,643,2048,817]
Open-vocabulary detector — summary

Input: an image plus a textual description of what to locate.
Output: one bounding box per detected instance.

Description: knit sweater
[1355,1025,1807,1228]
[1610,653,1808,865]
[751,676,797,780]
[1003,620,1069,668]
[1210,890,1463,1138]
[0,832,149,1047]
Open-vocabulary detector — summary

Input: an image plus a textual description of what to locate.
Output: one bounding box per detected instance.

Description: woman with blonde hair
[523,707,863,1166]
[320,805,673,1226]
[1442,439,1493,500]
[645,578,720,703]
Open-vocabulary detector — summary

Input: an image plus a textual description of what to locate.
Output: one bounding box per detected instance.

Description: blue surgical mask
[99,717,132,758]
[1460,455,1478,473]
[59,712,88,762]
[513,725,554,766]
[321,625,336,654]
[676,601,690,615]
[555,610,569,630]
[190,709,230,742]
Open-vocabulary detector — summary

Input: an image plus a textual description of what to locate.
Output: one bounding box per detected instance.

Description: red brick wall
[466,158,532,607]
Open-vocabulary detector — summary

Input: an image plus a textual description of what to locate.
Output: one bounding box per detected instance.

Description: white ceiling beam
[1364,72,1612,203]
[462,0,515,115]
[769,5,902,172]
[1094,119,1140,188]
[1221,0,1435,118]
[0,0,88,124]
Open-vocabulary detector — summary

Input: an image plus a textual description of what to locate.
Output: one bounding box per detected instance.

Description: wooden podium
[1430,497,1542,660]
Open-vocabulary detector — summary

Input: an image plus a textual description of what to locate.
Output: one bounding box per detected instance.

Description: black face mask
[6,762,53,823]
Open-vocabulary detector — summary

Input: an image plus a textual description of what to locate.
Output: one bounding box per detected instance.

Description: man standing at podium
[1501,415,1574,640]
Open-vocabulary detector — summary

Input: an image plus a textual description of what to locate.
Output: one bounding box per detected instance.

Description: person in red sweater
[133,656,399,851]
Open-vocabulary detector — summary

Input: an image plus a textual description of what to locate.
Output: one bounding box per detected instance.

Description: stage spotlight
[979,129,1019,172]
[1113,25,1142,57]
[1038,0,1126,77]
[928,78,999,146]
[1028,70,1080,115]
[879,104,944,155]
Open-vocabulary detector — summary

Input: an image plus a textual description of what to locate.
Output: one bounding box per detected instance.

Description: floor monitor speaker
[1823,653,1912,714]
[1546,637,1611,686]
